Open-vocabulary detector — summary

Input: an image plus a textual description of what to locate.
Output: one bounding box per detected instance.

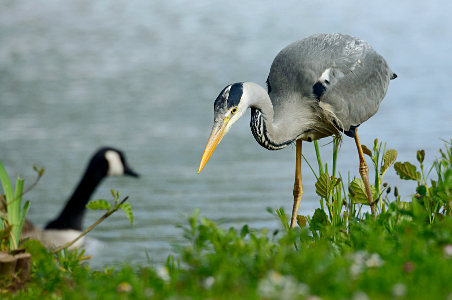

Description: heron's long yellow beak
[198,118,229,173]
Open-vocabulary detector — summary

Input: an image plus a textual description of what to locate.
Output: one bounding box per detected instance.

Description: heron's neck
[244,82,304,150]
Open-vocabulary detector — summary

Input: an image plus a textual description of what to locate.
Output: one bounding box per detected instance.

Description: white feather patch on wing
[105,150,124,176]
[319,68,332,83]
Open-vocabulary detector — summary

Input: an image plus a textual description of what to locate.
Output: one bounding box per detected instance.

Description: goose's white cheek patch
[105,150,124,176]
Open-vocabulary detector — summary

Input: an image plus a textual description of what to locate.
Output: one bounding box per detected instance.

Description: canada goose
[21,147,139,249]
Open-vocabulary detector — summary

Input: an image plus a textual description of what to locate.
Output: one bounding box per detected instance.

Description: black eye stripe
[226,83,244,108]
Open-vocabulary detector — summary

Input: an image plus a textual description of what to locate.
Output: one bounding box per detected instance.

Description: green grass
[0,161,29,250]
[2,139,452,299]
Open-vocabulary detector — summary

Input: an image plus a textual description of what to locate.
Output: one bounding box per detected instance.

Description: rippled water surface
[1,0,451,267]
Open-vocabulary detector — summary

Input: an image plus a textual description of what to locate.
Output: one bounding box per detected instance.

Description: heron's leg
[353,130,376,216]
[290,139,303,228]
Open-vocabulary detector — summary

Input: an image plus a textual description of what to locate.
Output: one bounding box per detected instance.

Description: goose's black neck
[45,168,105,231]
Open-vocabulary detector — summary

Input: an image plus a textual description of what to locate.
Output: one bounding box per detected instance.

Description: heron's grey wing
[314,36,395,131]
[267,34,395,136]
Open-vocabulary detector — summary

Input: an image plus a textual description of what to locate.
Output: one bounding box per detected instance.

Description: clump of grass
[3,139,452,299]
[0,161,34,251]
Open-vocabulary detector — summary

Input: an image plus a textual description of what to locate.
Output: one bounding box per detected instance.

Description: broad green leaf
[86,199,111,210]
[120,202,134,224]
[394,162,420,181]
[361,145,373,157]
[315,173,340,199]
[310,208,329,231]
[349,178,377,205]
[382,149,397,174]
[315,173,330,198]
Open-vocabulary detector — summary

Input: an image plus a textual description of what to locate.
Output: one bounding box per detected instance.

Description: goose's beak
[124,166,139,177]
[198,119,229,173]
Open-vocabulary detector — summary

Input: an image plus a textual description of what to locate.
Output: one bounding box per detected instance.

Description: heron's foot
[359,160,375,214]
[354,130,375,217]
[290,183,303,228]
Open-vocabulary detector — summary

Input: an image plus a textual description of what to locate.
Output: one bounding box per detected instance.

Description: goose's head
[43,147,138,232]
[88,147,139,180]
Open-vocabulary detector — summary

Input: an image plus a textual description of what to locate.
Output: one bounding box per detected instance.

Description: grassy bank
[2,139,452,299]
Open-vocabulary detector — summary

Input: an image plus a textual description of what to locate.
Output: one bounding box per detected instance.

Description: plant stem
[53,196,129,253]
[332,139,339,178]
[21,170,44,197]
[314,140,324,176]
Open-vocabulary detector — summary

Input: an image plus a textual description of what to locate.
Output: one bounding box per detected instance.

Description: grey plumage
[265,33,395,142]
[199,33,396,166]
[198,33,396,225]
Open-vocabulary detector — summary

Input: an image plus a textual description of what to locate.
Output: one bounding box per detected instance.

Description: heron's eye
[231,107,238,114]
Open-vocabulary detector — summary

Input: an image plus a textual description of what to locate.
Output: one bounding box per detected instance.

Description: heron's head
[198,82,248,173]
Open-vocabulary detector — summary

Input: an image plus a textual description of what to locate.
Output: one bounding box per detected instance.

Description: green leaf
[297,215,308,228]
[361,145,373,157]
[240,224,249,238]
[276,208,289,231]
[310,208,329,231]
[315,173,340,199]
[382,149,397,174]
[0,161,14,208]
[394,162,420,181]
[19,200,30,237]
[0,162,14,237]
[10,177,24,250]
[349,178,377,204]
[416,185,427,196]
[86,199,111,211]
[120,202,133,224]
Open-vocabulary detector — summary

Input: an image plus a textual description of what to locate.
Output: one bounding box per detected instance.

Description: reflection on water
[1,0,451,267]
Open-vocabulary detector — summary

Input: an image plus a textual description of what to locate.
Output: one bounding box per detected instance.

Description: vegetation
[1,139,452,299]
[0,161,35,251]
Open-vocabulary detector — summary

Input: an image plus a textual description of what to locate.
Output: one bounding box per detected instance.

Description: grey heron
[22,147,139,249]
[198,33,396,228]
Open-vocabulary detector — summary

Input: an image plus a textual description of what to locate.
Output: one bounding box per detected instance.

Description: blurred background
[1,0,451,267]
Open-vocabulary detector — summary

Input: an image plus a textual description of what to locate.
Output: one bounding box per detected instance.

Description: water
[1,0,451,267]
